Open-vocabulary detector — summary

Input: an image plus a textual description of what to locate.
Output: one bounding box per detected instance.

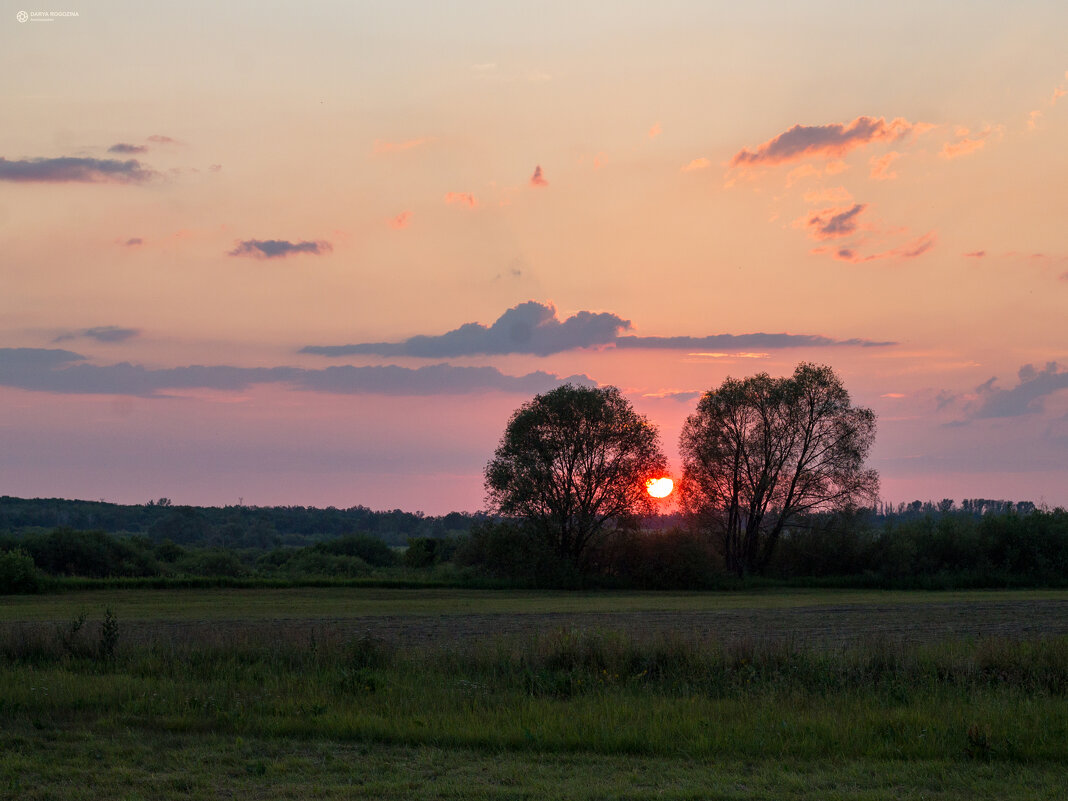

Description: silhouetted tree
[485,384,667,567]
[679,363,879,576]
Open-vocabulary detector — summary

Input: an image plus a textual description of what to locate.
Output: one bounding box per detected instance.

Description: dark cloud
[974,362,1068,418]
[0,348,591,397]
[0,157,156,184]
[804,203,866,239]
[54,326,140,344]
[108,143,148,154]
[730,117,919,168]
[228,239,332,259]
[303,301,896,358]
[124,238,143,247]
[964,250,986,258]
[302,301,631,358]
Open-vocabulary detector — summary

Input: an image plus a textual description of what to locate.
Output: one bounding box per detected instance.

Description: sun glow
[646,477,674,498]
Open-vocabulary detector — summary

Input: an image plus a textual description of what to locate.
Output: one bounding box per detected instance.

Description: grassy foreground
[5,731,1068,800]
[2,588,1067,799]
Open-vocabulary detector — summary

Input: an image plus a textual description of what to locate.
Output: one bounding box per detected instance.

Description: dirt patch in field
[333,600,1068,646]
[85,599,1068,650]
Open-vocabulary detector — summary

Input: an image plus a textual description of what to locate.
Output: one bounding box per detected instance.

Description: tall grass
[1,619,1065,763]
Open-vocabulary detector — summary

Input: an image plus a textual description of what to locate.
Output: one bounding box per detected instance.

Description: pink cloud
[964,250,986,258]
[648,123,662,139]
[729,116,922,169]
[819,231,936,263]
[444,192,478,208]
[373,138,433,154]
[798,203,868,240]
[869,151,901,181]
[530,165,548,187]
[681,157,710,172]
[389,211,412,229]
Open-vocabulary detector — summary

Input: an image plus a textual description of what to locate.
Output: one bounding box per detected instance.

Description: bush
[0,548,43,594]
[21,527,159,578]
[454,521,576,587]
[404,537,460,569]
[590,527,720,589]
[283,550,371,578]
[178,549,248,578]
[315,534,397,567]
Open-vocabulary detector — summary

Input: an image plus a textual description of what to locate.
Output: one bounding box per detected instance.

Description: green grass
[3,588,1068,798]
[4,730,1067,800]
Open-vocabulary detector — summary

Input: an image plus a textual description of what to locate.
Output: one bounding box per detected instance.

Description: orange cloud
[530,165,548,187]
[730,116,921,169]
[869,151,901,181]
[940,125,999,159]
[681,157,710,172]
[444,192,478,208]
[648,122,662,139]
[373,138,433,154]
[389,211,411,229]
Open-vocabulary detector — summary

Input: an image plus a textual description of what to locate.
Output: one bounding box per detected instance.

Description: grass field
[2,588,1067,799]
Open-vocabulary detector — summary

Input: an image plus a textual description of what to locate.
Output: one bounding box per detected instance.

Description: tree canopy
[485,384,667,566]
[679,362,878,576]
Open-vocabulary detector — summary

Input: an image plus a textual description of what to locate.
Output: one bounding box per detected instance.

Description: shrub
[178,549,248,577]
[283,550,371,578]
[403,537,459,568]
[454,521,576,587]
[315,534,397,567]
[590,527,720,588]
[0,547,43,594]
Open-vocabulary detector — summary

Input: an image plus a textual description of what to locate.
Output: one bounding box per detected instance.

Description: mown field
[2,588,1067,799]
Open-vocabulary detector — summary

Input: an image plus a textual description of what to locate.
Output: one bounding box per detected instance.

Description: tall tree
[485,384,667,567]
[679,363,878,576]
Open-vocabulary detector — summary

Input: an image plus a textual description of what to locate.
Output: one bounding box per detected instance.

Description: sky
[1,1,1066,513]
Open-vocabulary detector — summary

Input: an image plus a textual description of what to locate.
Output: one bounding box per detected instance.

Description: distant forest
[1,495,1066,592]
[0,496,485,549]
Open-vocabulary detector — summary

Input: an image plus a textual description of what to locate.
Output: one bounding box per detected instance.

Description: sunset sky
[2,1,1066,512]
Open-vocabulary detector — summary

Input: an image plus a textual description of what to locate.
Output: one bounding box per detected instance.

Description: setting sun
[646,477,674,498]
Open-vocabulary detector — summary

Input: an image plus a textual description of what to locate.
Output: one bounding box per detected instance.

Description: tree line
[0,496,484,549]
[3,362,1065,592]
[2,504,1066,593]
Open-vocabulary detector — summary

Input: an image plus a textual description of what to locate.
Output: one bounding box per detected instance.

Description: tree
[485,384,667,567]
[679,363,878,576]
